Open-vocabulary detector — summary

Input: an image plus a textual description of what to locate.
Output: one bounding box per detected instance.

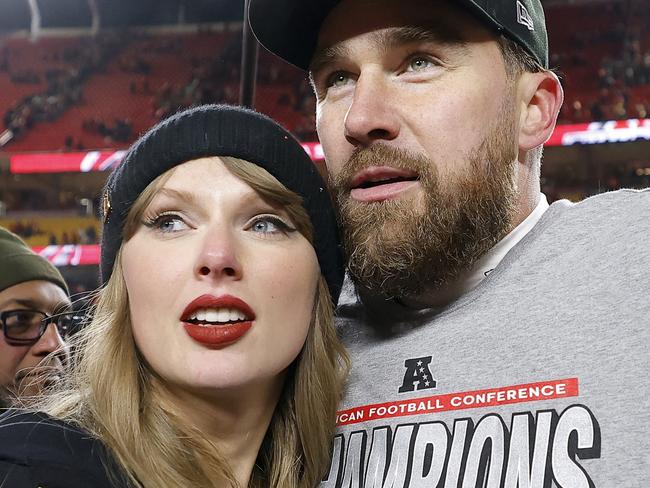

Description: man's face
[0,280,70,397]
[310,0,520,298]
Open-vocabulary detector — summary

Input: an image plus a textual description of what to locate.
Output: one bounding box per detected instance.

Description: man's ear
[517,71,564,151]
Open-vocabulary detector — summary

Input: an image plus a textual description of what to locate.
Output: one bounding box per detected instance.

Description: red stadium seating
[0,2,648,153]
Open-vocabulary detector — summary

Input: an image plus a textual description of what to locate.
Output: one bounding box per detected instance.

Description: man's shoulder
[550,188,650,217]
[541,188,650,234]
[0,409,118,486]
[0,409,94,454]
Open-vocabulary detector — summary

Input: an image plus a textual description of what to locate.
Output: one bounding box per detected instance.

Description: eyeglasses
[1,309,82,345]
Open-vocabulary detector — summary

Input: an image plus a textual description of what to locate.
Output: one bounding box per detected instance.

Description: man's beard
[330,108,518,300]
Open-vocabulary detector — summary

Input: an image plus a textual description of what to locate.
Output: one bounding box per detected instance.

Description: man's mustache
[334,143,431,191]
[14,364,64,388]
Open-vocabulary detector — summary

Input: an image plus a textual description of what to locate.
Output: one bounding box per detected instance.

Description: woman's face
[121,157,320,396]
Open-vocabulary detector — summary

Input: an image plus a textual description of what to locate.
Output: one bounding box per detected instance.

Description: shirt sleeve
[0,460,34,487]
[0,410,121,488]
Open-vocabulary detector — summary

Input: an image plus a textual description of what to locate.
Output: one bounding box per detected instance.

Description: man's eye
[14,312,33,323]
[10,315,34,330]
[406,56,436,72]
[144,213,188,233]
[326,71,353,88]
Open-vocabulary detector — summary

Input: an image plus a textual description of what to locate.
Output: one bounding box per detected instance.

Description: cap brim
[249,0,545,70]
[249,0,338,70]
[248,0,503,71]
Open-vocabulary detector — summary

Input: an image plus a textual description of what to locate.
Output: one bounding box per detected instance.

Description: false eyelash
[142,211,179,228]
[250,215,298,234]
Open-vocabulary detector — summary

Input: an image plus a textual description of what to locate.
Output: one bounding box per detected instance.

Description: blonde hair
[36,157,349,487]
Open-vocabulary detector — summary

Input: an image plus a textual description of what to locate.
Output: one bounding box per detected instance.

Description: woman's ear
[517,71,564,151]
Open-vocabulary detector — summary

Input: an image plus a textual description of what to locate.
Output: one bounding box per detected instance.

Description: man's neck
[399,193,549,309]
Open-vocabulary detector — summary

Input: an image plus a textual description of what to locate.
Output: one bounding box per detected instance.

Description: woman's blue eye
[145,214,188,233]
[249,216,295,235]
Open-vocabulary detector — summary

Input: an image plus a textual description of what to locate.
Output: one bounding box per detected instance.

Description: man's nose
[344,72,400,147]
[31,322,65,357]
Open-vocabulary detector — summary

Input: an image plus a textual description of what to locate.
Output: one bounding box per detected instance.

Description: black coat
[0,409,129,487]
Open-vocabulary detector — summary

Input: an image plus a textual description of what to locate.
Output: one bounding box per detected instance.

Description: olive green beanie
[0,226,69,295]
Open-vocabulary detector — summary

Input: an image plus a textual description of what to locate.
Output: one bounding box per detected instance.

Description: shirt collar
[421,193,550,308]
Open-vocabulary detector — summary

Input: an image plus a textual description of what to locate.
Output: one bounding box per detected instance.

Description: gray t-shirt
[323,189,650,488]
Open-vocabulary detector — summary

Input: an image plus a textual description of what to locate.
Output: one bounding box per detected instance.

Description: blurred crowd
[555,15,649,124]
[2,13,645,150]
[0,5,648,252]
[2,33,125,143]
[4,220,98,245]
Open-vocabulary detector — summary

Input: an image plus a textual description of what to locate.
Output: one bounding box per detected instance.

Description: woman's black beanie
[100,104,344,304]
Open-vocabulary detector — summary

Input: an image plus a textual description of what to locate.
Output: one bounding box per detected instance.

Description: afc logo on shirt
[398,356,436,393]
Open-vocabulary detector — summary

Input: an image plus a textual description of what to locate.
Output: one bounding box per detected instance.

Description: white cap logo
[516,0,535,31]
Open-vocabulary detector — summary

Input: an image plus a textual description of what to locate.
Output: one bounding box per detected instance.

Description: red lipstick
[183,322,252,347]
[181,294,255,347]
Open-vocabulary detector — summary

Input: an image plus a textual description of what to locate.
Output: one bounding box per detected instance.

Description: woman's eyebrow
[153,185,272,212]
[153,187,201,207]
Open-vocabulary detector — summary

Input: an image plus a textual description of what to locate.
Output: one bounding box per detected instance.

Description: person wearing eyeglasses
[0,226,71,403]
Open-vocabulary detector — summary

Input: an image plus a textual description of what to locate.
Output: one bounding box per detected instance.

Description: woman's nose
[194,229,243,281]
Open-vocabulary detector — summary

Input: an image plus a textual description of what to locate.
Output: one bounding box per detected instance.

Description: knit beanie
[100,104,344,304]
[0,226,69,295]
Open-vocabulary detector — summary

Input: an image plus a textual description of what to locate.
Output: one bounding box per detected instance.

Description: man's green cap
[249,0,548,70]
[0,226,69,295]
